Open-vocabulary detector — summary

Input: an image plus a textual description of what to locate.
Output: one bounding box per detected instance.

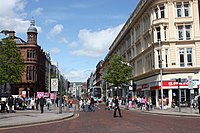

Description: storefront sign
[142,84,148,89]
[37,92,44,98]
[162,81,199,88]
[163,81,188,87]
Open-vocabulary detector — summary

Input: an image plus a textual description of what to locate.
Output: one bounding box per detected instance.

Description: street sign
[51,78,58,91]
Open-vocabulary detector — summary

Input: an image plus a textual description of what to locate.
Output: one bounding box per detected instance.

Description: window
[156,27,161,41]
[155,8,158,19]
[178,26,183,40]
[26,66,36,80]
[164,26,167,40]
[165,49,168,67]
[179,48,185,67]
[136,42,142,55]
[157,50,162,68]
[27,50,36,58]
[177,3,182,17]
[187,48,192,66]
[185,25,191,40]
[184,2,189,17]
[160,6,165,18]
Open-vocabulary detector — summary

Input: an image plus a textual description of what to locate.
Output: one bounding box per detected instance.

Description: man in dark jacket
[40,97,45,113]
[8,96,13,113]
[198,96,200,114]
[113,96,122,117]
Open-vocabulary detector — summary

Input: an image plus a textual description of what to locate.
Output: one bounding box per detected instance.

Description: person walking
[198,96,200,114]
[113,96,122,117]
[35,97,39,110]
[8,96,13,113]
[90,96,95,112]
[40,96,45,113]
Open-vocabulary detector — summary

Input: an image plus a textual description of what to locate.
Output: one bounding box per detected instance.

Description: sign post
[188,76,193,113]
[51,78,58,112]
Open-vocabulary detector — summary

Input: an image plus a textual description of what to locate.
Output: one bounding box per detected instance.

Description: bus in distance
[90,86,102,103]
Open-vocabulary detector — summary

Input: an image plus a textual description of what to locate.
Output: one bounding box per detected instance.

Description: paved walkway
[0,105,75,128]
[0,104,200,129]
[121,105,200,117]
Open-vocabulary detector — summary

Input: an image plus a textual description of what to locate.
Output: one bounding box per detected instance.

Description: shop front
[136,79,200,108]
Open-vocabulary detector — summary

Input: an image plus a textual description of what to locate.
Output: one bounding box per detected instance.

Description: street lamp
[158,40,163,110]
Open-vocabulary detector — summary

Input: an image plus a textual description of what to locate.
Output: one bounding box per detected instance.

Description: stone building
[106,0,200,108]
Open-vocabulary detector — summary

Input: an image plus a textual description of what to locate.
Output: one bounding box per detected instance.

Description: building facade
[107,0,200,107]
[11,18,47,98]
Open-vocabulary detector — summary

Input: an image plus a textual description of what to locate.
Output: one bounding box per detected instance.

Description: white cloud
[31,7,43,16]
[64,69,91,82]
[50,48,61,54]
[51,24,63,35]
[60,37,68,44]
[0,0,41,33]
[71,24,124,58]
[47,24,63,39]
[44,19,57,25]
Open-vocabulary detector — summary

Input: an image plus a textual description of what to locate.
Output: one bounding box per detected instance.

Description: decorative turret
[27,17,38,44]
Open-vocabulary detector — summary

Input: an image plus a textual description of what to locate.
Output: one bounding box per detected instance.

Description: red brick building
[10,18,46,98]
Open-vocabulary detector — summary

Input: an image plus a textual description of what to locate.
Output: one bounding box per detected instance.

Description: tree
[103,54,132,88]
[0,37,24,91]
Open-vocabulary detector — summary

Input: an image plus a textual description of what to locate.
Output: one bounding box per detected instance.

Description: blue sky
[0,0,139,82]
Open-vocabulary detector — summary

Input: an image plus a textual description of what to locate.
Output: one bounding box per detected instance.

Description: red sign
[142,84,148,89]
[162,81,188,87]
[50,93,56,100]
[37,92,44,98]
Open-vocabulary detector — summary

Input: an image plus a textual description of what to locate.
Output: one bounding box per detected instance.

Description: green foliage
[0,37,24,84]
[103,54,132,87]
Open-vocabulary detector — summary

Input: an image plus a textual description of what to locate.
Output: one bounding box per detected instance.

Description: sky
[0,0,140,82]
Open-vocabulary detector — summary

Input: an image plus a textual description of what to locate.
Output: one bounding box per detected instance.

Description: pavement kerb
[120,105,200,118]
[0,112,75,129]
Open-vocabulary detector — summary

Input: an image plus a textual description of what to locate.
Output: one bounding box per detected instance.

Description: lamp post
[176,78,181,112]
[158,40,164,110]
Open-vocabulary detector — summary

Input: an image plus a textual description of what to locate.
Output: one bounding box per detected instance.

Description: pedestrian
[40,96,45,113]
[198,96,200,114]
[35,97,39,110]
[8,96,13,113]
[142,96,147,111]
[46,98,52,110]
[113,96,122,117]
[147,96,152,111]
[69,98,73,108]
[30,97,35,110]
[79,98,83,111]
[90,96,95,112]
